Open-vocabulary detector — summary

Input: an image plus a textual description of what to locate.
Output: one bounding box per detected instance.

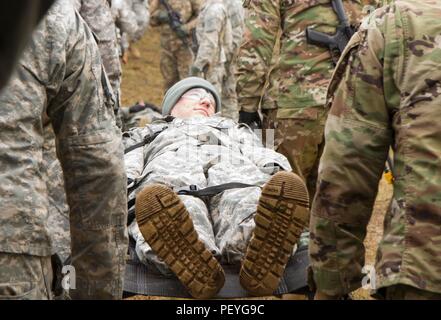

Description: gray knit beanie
[161,77,221,116]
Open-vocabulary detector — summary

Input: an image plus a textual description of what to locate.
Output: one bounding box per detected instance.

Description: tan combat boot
[240,171,310,296]
[135,184,225,299]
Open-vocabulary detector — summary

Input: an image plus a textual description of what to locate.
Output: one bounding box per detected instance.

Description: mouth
[193,108,209,117]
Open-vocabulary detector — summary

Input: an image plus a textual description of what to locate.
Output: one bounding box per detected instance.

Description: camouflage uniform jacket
[226,0,245,54]
[123,116,291,210]
[123,116,295,270]
[112,0,138,52]
[309,0,441,296]
[0,0,128,299]
[236,0,371,119]
[129,0,150,42]
[193,0,234,74]
[150,0,203,52]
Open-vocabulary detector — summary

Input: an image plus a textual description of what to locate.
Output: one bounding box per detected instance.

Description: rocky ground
[120,27,393,300]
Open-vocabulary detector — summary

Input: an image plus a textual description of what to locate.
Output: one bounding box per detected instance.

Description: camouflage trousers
[160,45,193,91]
[0,253,53,300]
[382,284,441,300]
[262,109,327,200]
[205,62,239,122]
[221,59,239,122]
[129,187,299,275]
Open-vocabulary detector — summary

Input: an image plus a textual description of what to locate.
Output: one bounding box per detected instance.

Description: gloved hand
[156,10,169,24]
[239,111,262,129]
[190,65,203,77]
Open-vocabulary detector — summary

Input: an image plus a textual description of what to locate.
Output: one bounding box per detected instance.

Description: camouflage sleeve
[115,0,138,40]
[236,0,281,113]
[132,0,150,41]
[76,0,122,96]
[309,8,393,296]
[183,0,204,31]
[46,7,128,299]
[193,5,226,71]
[229,126,292,171]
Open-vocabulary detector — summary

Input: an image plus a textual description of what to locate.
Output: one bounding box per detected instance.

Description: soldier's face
[171,88,216,119]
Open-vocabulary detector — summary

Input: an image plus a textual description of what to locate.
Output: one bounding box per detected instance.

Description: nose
[199,96,212,109]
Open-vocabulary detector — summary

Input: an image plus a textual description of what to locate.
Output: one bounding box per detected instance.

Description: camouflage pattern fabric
[150,0,203,90]
[0,253,53,300]
[222,0,245,121]
[160,47,194,91]
[309,0,441,297]
[112,0,138,54]
[74,0,122,108]
[262,108,327,201]
[42,126,71,263]
[193,0,244,121]
[0,0,127,299]
[120,104,163,131]
[236,0,372,116]
[123,116,302,274]
[129,0,150,42]
[384,285,441,300]
[236,0,372,205]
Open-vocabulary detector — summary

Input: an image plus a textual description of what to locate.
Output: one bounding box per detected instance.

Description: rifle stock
[305,0,356,63]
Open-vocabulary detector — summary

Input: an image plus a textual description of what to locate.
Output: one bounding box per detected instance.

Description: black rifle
[159,0,198,55]
[306,0,355,64]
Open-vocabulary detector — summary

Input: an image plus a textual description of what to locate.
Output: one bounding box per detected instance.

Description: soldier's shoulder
[42,0,78,37]
[203,1,227,18]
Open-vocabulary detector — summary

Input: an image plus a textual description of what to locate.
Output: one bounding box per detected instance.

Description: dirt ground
[120,28,393,301]
[120,27,164,108]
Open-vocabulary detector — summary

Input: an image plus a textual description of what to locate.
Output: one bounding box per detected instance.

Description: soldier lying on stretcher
[124,77,310,299]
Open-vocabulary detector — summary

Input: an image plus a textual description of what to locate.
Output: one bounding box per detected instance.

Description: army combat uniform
[128,0,150,42]
[0,0,128,299]
[150,0,203,90]
[309,0,441,299]
[111,0,138,57]
[123,116,297,274]
[192,0,244,121]
[236,0,373,198]
[43,0,127,264]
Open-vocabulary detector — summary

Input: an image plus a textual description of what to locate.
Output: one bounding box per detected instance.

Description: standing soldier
[150,0,203,90]
[310,0,441,300]
[0,0,127,299]
[236,0,376,200]
[42,0,129,267]
[191,0,244,121]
